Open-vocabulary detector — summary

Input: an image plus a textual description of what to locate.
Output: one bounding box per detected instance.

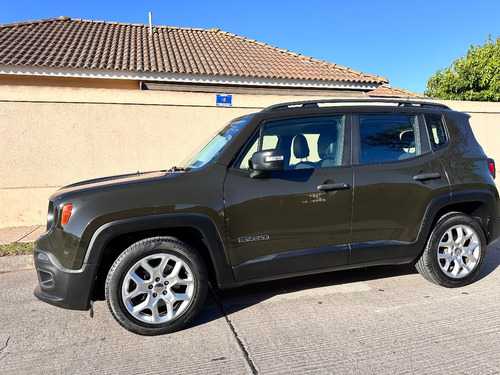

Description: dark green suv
[34,99,500,335]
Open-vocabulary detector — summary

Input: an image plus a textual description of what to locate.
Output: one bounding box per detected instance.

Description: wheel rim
[121,253,195,324]
[437,224,481,279]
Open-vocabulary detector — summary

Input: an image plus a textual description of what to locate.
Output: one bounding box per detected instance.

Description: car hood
[49,170,182,201]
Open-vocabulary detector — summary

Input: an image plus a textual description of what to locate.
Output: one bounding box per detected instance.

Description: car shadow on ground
[476,244,500,281]
[187,244,500,330]
[187,262,419,330]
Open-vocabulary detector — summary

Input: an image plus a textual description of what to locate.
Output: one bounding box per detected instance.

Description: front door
[223,115,353,282]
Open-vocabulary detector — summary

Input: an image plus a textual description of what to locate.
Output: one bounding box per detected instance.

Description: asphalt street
[1,244,500,374]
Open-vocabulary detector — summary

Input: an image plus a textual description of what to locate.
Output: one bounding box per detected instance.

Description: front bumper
[33,248,97,311]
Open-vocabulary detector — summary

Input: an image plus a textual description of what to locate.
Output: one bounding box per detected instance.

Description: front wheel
[416,213,486,288]
[105,236,208,335]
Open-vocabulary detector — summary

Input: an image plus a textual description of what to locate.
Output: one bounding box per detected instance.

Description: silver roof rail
[263,99,451,111]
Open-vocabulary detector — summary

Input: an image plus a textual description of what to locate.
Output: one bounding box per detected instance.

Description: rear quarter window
[424,114,448,150]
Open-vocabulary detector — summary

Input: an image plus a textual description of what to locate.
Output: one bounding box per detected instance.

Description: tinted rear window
[359,114,420,164]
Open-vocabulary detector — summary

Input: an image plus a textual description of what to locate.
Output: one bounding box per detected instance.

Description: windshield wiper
[168,166,186,172]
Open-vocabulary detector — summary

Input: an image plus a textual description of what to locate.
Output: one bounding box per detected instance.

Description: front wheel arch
[86,214,236,302]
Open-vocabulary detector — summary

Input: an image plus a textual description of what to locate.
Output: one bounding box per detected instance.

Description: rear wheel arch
[431,200,493,243]
[419,191,497,249]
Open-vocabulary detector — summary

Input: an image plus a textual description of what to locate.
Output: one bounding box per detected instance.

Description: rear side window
[359,114,420,164]
[424,114,448,149]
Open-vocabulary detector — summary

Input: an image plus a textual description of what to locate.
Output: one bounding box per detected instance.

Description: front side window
[237,116,344,170]
[359,114,420,164]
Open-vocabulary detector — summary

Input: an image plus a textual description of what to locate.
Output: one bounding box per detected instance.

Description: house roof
[367,84,424,98]
[0,16,388,87]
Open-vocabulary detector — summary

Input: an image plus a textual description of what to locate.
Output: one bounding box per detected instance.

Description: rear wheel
[105,236,208,335]
[416,213,486,287]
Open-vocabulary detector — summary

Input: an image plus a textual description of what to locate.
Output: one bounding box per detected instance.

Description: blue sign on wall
[216,94,232,107]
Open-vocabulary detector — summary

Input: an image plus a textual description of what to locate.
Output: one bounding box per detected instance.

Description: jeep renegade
[34,99,500,335]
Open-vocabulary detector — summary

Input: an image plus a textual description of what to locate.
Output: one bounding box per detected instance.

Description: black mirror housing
[250,149,285,178]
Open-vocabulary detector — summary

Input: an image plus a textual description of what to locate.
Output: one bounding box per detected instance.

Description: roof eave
[0,65,380,91]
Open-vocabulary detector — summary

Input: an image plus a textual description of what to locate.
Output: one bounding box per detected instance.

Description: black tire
[105,236,208,336]
[416,213,486,287]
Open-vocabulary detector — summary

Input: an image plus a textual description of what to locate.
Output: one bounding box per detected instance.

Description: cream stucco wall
[0,84,499,228]
[0,84,362,227]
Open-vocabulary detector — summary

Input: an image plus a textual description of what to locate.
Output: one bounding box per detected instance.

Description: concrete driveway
[1,244,500,374]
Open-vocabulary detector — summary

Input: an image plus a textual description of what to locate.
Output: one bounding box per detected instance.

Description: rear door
[350,113,450,263]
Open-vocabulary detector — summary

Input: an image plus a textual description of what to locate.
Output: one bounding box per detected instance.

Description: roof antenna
[148,12,153,35]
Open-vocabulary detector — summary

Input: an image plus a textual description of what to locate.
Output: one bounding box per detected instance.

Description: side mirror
[250,149,285,178]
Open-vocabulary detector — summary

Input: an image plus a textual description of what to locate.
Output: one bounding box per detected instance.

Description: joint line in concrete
[210,286,258,375]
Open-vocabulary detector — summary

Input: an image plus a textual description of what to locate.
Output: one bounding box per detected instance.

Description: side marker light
[61,204,73,226]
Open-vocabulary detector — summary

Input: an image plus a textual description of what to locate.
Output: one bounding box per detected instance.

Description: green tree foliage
[425,36,500,101]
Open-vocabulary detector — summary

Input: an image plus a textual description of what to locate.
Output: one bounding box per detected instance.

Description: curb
[0,255,35,274]
[0,225,45,245]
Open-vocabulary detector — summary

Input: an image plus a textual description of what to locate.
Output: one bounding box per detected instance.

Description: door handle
[317,183,350,192]
[413,172,441,182]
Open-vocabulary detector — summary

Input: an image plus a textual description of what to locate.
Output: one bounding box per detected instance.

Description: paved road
[1,245,500,374]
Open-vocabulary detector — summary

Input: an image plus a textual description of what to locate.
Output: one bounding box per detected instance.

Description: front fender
[85,214,235,285]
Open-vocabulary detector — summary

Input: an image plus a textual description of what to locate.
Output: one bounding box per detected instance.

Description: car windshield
[183,115,252,171]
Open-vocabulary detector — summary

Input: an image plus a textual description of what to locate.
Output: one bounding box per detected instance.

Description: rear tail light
[488,158,496,179]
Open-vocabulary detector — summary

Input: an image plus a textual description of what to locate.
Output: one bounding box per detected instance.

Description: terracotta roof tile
[367,84,424,98]
[0,17,388,84]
